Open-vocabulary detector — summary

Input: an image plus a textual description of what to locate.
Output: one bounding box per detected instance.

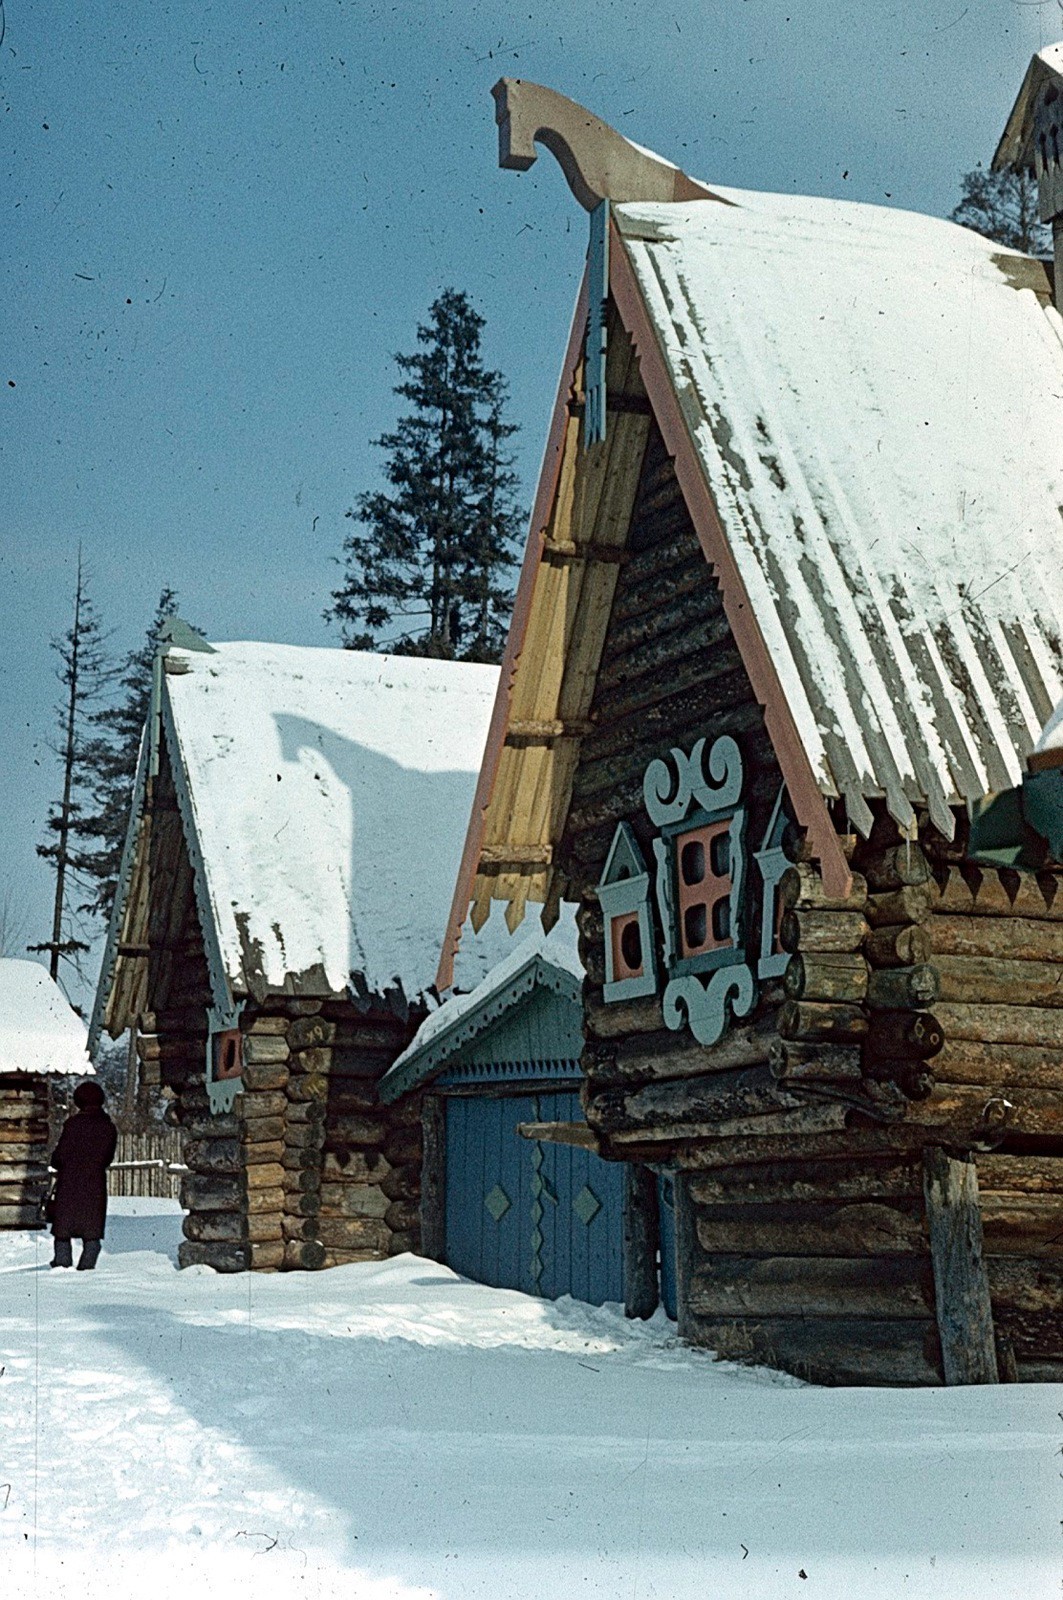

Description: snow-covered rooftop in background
[615,188,1063,834]
[0,959,91,1076]
[164,642,500,1002]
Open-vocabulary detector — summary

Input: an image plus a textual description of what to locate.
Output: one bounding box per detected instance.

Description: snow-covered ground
[1,1199,1058,1599]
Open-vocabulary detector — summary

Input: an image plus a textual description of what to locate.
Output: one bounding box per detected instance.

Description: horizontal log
[0,1204,44,1227]
[241,1035,291,1066]
[932,1039,1063,1090]
[862,1058,935,1101]
[0,1122,47,1143]
[246,1186,285,1215]
[180,1174,242,1211]
[316,1215,391,1251]
[783,953,868,1003]
[862,843,932,891]
[980,1192,1063,1255]
[910,1083,1063,1138]
[326,1115,387,1146]
[604,1101,850,1148]
[865,965,939,1009]
[688,1155,922,1206]
[379,1164,421,1202]
[235,1091,288,1119]
[778,999,867,1043]
[930,914,1063,962]
[283,1191,319,1217]
[318,1182,390,1219]
[694,1199,927,1256]
[768,1041,862,1083]
[247,1214,284,1244]
[682,1314,941,1386]
[584,989,665,1040]
[977,1155,1063,1194]
[992,1304,1063,1357]
[383,1128,421,1165]
[985,1254,1063,1310]
[687,1253,934,1319]
[779,864,868,914]
[243,1139,285,1165]
[0,1099,52,1122]
[865,924,932,968]
[0,1142,47,1162]
[178,1240,249,1272]
[249,1240,285,1270]
[240,1115,287,1144]
[282,1214,319,1242]
[864,884,935,928]
[385,1199,419,1233]
[779,909,869,955]
[583,1016,778,1087]
[184,1138,241,1175]
[865,1010,943,1060]
[242,1015,289,1036]
[586,1067,800,1136]
[283,1238,327,1270]
[240,1062,290,1093]
[677,1124,928,1172]
[934,1002,1063,1046]
[286,1073,329,1103]
[935,954,1063,1009]
[283,1166,321,1194]
[183,1211,247,1244]
[286,1101,325,1126]
[244,1161,285,1191]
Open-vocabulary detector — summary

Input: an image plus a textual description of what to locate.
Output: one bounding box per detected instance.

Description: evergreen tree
[327,289,523,661]
[31,555,112,980]
[950,165,1049,255]
[75,587,181,923]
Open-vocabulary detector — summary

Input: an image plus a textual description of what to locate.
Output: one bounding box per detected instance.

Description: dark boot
[77,1239,102,1271]
[51,1239,73,1269]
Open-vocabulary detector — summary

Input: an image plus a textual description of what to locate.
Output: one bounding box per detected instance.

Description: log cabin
[0,958,90,1229]
[439,70,1063,1384]
[89,625,508,1271]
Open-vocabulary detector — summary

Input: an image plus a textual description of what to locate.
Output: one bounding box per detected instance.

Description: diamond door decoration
[484,1183,512,1222]
[574,1185,602,1226]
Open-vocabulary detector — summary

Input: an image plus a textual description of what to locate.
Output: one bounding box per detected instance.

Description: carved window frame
[597,822,659,1003]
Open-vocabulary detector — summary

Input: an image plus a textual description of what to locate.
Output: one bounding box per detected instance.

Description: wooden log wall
[146,743,424,1272]
[557,422,1063,1382]
[0,1074,51,1229]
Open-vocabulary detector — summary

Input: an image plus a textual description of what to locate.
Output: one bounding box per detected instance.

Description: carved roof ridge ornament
[491,78,727,211]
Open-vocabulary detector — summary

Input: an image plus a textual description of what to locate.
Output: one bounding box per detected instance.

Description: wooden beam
[623,1163,659,1320]
[420,1096,446,1264]
[478,844,554,867]
[922,1147,999,1385]
[516,1120,598,1149]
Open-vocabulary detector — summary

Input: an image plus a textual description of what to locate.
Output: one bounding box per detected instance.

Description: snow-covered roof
[380,928,583,1101]
[94,641,503,1035]
[614,188,1063,837]
[0,960,91,1077]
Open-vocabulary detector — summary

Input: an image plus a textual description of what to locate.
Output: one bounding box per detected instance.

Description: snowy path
[1,1198,1058,1599]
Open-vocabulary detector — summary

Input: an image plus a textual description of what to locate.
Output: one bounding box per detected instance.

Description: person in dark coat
[49,1080,118,1270]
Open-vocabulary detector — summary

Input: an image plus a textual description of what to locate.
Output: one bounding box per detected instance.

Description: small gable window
[597,822,658,1003]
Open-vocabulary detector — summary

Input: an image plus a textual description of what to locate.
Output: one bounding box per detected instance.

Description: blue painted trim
[379,952,582,1102]
[584,199,610,446]
[436,1058,582,1088]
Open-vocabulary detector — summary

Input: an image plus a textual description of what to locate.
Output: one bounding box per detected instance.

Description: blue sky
[1,0,1055,999]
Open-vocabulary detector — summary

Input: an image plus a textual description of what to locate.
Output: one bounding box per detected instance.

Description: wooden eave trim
[437,274,591,990]
[608,218,852,900]
[88,731,152,1054]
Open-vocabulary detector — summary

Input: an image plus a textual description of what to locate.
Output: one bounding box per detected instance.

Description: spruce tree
[950,166,1048,255]
[31,555,112,980]
[327,289,523,661]
[75,587,181,923]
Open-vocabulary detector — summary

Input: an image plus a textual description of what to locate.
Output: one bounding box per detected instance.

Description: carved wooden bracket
[491,78,725,210]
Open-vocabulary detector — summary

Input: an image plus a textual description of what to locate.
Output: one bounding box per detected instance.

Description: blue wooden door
[444,1089,624,1306]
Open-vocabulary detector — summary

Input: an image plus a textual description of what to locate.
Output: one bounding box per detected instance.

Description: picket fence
[107,1126,186,1200]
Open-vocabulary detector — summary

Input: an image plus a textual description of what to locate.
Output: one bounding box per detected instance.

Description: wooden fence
[107,1126,186,1200]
